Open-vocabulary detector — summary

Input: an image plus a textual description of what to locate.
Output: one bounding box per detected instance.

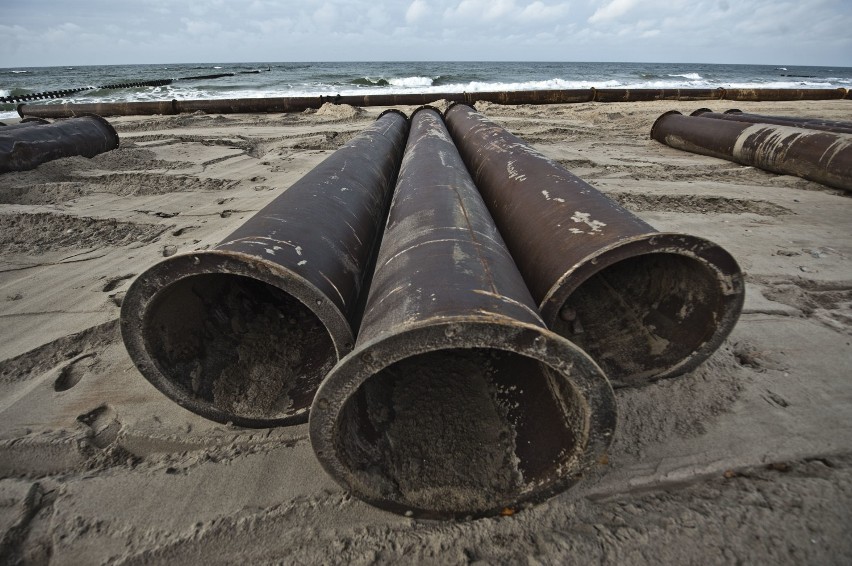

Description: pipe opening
[333,347,586,515]
[554,252,724,385]
[143,273,335,421]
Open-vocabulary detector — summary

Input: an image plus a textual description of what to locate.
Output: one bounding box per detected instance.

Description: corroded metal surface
[720,88,847,101]
[652,111,852,192]
[0,115,119,173]
[18,100,178,118]
[691,108,852,135]
[593,88,723,102]
[309,107,616,520]
[16,88,848,117]
[444,103,744,386]
[120,110,409,428]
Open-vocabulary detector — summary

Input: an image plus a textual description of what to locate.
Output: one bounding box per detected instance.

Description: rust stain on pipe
[444,103,744,387]
[17,100,178,118]
[16,88,846,118]
[652,111,852,192]
[691,108,852,135]
[593,89,722,102]
[309,107,615,520]
[0,115,119,173]
[720,88,847,101]
[120,110,409,428]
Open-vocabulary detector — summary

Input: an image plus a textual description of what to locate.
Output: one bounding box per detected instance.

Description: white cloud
[313,3,338,27]
[0,0,849,66]
[518,2,569,21]
[589,0,639,23]
[182,18,222,36]
[406,0,430,23]
[444,0,518,21]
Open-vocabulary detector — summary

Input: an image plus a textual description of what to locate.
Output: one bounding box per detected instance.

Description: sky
[1,0,851,67]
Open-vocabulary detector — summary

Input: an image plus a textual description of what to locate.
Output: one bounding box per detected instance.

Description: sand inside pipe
[334,347,588,514]
[144,274,335,421]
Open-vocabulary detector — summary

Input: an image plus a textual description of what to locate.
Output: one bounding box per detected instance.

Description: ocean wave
[668,73,702,80]
[388,76,435,88]
[11,70,28,74]
[8,75,848,112]
[351,77,390,87]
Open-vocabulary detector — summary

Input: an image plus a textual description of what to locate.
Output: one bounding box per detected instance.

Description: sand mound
[315,103,363,121]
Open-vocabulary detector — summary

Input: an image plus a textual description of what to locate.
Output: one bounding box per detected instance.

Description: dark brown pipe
[18,100,178,118]
[120,110,409,428]
[309,108,616,520]
[0,115,119,173]
[652,111,852,192]
[721,88,847,101]
[691,109,852,135]
[176,97,320,114]
[593,88,721,102]
[444,103,744,387]
[18,88,848,118]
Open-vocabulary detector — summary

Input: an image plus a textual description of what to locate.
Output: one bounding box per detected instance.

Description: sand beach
[1,97,851,564]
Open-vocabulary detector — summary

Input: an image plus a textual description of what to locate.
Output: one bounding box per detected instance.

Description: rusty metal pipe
[120,110,409,428]
[720,88,846,101]
[0,115,119,173]
[18,100,178,118]
[593,88,722,102]
[691,108,852,135]
[652,111,852,192]
[309,108,616,520]
[18,88,848,118]
[444,103,744,387]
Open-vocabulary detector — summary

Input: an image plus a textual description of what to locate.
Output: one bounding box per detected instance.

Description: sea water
[2,61,851,120]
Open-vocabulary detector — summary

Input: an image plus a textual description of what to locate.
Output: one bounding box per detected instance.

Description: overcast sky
[2,0,850,67]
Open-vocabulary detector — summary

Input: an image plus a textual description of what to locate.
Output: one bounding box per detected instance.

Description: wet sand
[1,99,851,564]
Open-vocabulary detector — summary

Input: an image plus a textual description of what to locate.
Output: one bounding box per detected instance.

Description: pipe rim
[309,317,616,520]
[377,108,408,121]
[443,101,476,118]
[409,105,444,122]
[73,113,120,148]
[650,110,682,140]
[540,231,744,385]
[120,250,354,428]
[690,108,713,116]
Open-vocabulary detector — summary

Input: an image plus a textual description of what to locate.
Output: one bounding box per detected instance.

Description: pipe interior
[334,347,585,514]
[554,252,724,384]
[143,273,335,420]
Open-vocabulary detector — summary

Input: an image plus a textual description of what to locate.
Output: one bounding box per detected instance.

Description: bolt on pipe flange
[120,111,409,428]
[310,108,616,520]
[444,103,744,387]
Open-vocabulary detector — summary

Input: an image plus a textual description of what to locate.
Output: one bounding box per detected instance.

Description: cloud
[589,0,639,23]
[313,3,338,26]
[518,2,569,21]
[444,0,518,21]
[182,19,222,36]
[406,0,430,23]
[0,0,849,66]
